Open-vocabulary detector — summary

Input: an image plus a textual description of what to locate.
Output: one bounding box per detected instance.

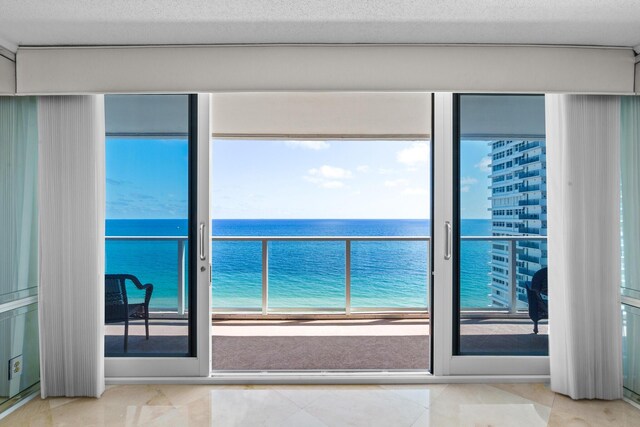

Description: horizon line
[105,217,492,221]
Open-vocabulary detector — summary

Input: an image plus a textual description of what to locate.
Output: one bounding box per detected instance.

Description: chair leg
[124,319,129,352]
[145,307,150,340]
[533,320,539,334]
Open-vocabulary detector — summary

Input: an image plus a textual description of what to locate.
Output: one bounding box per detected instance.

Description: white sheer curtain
[546,94,622,400]
[38,96,105,398]
[621,96,640,397]
[621,96,640,298]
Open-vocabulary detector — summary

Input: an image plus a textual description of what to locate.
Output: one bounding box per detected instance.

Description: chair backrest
[531,267,548,295]
[105,274,128,323]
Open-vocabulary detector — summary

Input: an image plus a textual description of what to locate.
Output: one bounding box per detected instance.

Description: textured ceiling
[1,0,640,52]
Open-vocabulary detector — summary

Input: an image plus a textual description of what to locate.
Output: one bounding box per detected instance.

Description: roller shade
[0,55,15,95]
[210,92,431,138]
[460,95,545,139]
[105,94,188,136]
[16,45,636,95]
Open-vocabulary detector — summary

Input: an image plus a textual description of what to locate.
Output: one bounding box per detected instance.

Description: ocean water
[105,219,493,310]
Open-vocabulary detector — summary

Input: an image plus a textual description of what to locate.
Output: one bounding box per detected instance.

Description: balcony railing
[518,227,541,234]
[518,267,539,277]
[519,241,542,249]
[518,170,543,179]
[462,236,547,313]
[105,235,547,317]
[519,184,541,193]
[517,141,542,152]
[518,155,543,166]
[519,213,540,220]
[519,253,546,263]
[519,199,541,206]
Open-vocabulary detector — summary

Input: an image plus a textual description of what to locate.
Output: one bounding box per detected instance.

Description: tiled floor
[3,383,639,426]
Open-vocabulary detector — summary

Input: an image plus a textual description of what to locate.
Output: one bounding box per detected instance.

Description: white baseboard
[107,372,550,385]
[0,391,39,422]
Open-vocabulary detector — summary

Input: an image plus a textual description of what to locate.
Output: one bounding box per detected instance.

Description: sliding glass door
[432,93,550,376]
[101,91,547,378]
[104,94,210,377]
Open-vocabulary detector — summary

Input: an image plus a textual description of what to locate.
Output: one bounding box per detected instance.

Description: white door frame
[106,91,548,379]
[105,94,211,377]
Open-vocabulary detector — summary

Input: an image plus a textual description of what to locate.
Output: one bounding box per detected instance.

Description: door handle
[199,222,206,261]
[444,221,452,260]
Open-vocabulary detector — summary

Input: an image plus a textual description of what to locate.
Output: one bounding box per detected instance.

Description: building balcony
[519,253,546,263]
[517,141,542,152]
[518,267,539,277]
[519,213,540,220]
[519,184,541,193]
[517,170,542,179]
[519,241,542,249]
[518,227,541,234]
[519,155,544,166]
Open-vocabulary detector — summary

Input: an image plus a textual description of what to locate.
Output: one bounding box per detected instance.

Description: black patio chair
[105,274,153,352]
[526,267,548,334]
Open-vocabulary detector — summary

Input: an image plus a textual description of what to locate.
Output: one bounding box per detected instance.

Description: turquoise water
[105,219,493,310]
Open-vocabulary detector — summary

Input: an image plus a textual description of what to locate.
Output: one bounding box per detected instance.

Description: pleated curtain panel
[38,96,106,398]
[546,95,623,400]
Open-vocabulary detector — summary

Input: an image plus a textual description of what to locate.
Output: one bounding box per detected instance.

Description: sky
[106,138,492,219]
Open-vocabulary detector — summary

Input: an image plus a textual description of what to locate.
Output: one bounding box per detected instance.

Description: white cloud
[402,187,429,196]
[308,165,352,180]
[284,140,330,150]
[475,156,492,172]
[356,165,370,173]
[461,177,478,186]
[321,181,345,189]
[461,185,471,193]
[397,142,430,166]
[384,179,410,188]
[303,175,322,184]
[378,168,397,175]
[305,165,352,190]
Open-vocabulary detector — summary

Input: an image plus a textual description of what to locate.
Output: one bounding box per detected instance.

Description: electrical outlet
[8,355,23,380]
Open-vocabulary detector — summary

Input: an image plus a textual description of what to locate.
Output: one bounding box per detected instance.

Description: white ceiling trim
[15,44,636,95]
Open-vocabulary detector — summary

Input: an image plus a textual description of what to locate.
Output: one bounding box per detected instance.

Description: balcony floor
[105,317,548,368]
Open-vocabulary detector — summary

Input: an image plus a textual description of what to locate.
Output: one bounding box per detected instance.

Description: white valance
[16,45,635,95]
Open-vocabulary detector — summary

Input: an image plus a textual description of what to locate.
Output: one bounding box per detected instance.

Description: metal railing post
[509,240,518,314]
[177,239,186,315]
[345,240,351,315]
[262,240,268,315]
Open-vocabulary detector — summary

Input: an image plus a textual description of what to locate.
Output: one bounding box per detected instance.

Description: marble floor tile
[302,387,427,427]
[2,383,640,427]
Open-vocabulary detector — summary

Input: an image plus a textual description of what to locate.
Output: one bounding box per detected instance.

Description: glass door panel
[454,94,549,358]
[104,94,211,377]
[104,95,192,357]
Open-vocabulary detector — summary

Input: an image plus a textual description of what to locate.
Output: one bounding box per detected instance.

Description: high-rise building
[488,139,547,309]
